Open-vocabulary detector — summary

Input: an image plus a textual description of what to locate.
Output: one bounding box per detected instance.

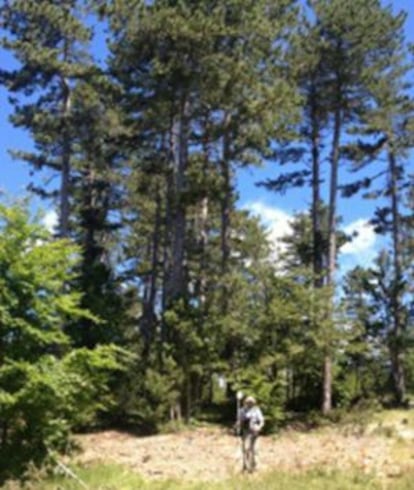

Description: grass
[365,409,414,440]
[4,463,414,490]
[372,409,414,427]
[5,409,414,490]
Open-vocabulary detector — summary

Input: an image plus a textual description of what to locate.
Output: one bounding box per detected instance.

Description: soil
[72,426,410,482]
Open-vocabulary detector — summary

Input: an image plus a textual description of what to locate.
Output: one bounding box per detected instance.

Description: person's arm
[235,407,244,432]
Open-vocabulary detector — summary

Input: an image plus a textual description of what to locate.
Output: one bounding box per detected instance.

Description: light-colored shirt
[238,405,264,432]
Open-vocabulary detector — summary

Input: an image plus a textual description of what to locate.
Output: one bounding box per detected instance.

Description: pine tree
[340,4,414,404]
[0,0,94,237]
[260,0,411,413]
[104,0,300,419]
[68,76,128,348]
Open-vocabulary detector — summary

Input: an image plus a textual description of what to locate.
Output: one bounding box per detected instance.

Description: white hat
[244,396,256,405]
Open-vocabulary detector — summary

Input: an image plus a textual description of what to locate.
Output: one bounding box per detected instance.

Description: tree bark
[141,185,162,351]
[220,113,232,275]
[388,145,406,404]
[59,75,72,238]
[310,81,324,288]
[164,96,190,307]
[197,194,209,306]
[197,118,211,308]
[323,93,341,415]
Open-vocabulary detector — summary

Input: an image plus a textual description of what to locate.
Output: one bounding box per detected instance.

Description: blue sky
[1,0,413,271]
[239,0,414,272]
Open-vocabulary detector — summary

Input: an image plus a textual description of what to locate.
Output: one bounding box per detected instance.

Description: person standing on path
[236,395,265,472]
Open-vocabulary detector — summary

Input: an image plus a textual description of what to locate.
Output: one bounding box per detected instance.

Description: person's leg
[241,434,248,471]
[248,434,258,471]
[242,432,255,472]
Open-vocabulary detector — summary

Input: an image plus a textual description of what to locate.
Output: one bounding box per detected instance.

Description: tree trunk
[1,421,8,450]
[80,164,98,348]
[388,145,406,404]
[197,194,209,306]
[76,155,111,348]
[196,125,211,307]
[327,105,341,288]
[162,168,173,315]
[164,97,190,306]
[220,113,232,275]
[310,83,324,288]
[59,76,72,238]
[184,370,192,423]
[323,97,341,415]
[141,185,162,352]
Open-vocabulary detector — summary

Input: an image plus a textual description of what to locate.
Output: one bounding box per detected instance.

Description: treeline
[0,0,414,479]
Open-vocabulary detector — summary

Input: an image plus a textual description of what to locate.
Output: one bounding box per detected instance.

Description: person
[236,395,264,472]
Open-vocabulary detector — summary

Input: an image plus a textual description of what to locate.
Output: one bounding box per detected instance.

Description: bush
[0,203,130,482]
[0,345,128,482]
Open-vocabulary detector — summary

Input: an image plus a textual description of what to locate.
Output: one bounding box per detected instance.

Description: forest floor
[72,411,414,483]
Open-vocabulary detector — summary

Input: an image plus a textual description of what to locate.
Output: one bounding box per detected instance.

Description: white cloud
[244,203,380,273]
[244,201,294,258]
[339,219,380,274]
[341,219,377,257]
[42,210,58,233]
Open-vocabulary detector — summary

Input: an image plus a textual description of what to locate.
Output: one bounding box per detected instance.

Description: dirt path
[73,426,407,482]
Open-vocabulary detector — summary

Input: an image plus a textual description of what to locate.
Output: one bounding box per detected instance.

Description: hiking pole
[236,390,244,471]
[236,390,243,435]
[55,459,89,490]
[48,450,89,490]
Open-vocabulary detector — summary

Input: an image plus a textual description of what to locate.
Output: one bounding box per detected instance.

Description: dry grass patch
[73,426,395,482]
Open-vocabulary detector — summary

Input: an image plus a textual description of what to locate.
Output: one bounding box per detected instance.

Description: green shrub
[0,203,130,482]
[0,345,128,482]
